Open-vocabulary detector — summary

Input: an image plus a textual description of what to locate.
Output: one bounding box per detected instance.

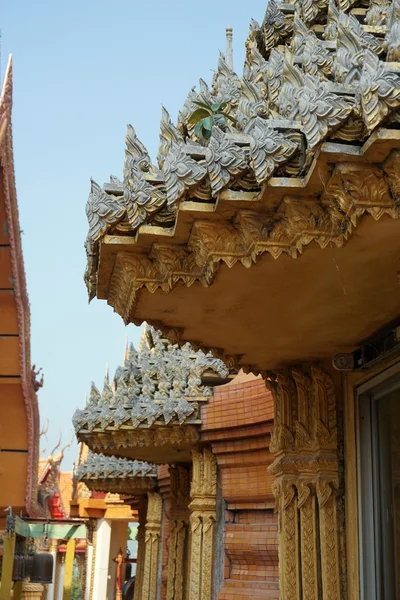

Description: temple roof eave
[73,326,229,458]
[83,1,400,372]
[76,452,157,496]
[0,56,40,517]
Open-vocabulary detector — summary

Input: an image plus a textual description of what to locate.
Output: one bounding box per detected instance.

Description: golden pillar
[14,582,23,600]
[166,466,190,600]
[141,492,162,600]
[188,449,217,600]
[62,538,76,600]
[268,367,341,600]
[133,498,147,600]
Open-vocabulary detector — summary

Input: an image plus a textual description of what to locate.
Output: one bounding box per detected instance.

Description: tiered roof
[73,326,228,435]
[85,0,400,299]
[76,452,157,495]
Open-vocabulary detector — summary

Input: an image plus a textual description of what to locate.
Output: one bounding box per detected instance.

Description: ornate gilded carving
[384,148,400,202]
[142,492,162,600]
[262,1,294,52]
[86,179,125,243]
[249,118,298,184]
[278,59,353,150]
[166,466,190,600]
[300,0,329,24]
[292,17,333,79]
[360,50,400,132]
[164,141,207,204]
[384,0,400,60]
[317,480,341,600]
[188,449,217,600]
[298,486,319,600]
[324,162,397,221]
[133,499,147,600]
[205,129,247,194]
[268,366,341,600]
[366,0,391,26]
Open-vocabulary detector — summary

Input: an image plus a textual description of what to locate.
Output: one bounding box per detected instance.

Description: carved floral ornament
[72,325,228,436]
[85,0,400,302]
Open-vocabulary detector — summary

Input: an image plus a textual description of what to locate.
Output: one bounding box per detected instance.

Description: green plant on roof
[188,100,235,141]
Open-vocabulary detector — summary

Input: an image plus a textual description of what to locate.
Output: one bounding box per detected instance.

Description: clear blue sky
[2,0,267,469]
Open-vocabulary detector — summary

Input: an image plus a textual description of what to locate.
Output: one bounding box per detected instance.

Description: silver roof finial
[226,25,233,70]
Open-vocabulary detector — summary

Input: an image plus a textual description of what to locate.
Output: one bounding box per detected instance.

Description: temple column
[85,520,96,600]
[141,492,162,600]
[63,538,76,600]
[84,544,93,600]
[91,519,112,600]
[56,556,65,600]
[46,540,58,600]
[133,499,147,600]
[166,466,190,600]
[188,449,217,600]
[268,367,341,600]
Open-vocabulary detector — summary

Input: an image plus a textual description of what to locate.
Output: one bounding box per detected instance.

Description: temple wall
[201,377,279,600]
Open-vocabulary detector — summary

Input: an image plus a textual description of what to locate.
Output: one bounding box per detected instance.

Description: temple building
[0,55,40,525]
[82,0,400,598]
[73,327,277,600]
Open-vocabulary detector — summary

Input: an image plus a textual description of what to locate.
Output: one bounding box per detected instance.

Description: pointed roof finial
[124,336,129,362]
[105,362,109,383]
[226,25,233,71]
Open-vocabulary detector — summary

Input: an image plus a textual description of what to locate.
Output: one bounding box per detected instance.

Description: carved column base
[21,583,45,600]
